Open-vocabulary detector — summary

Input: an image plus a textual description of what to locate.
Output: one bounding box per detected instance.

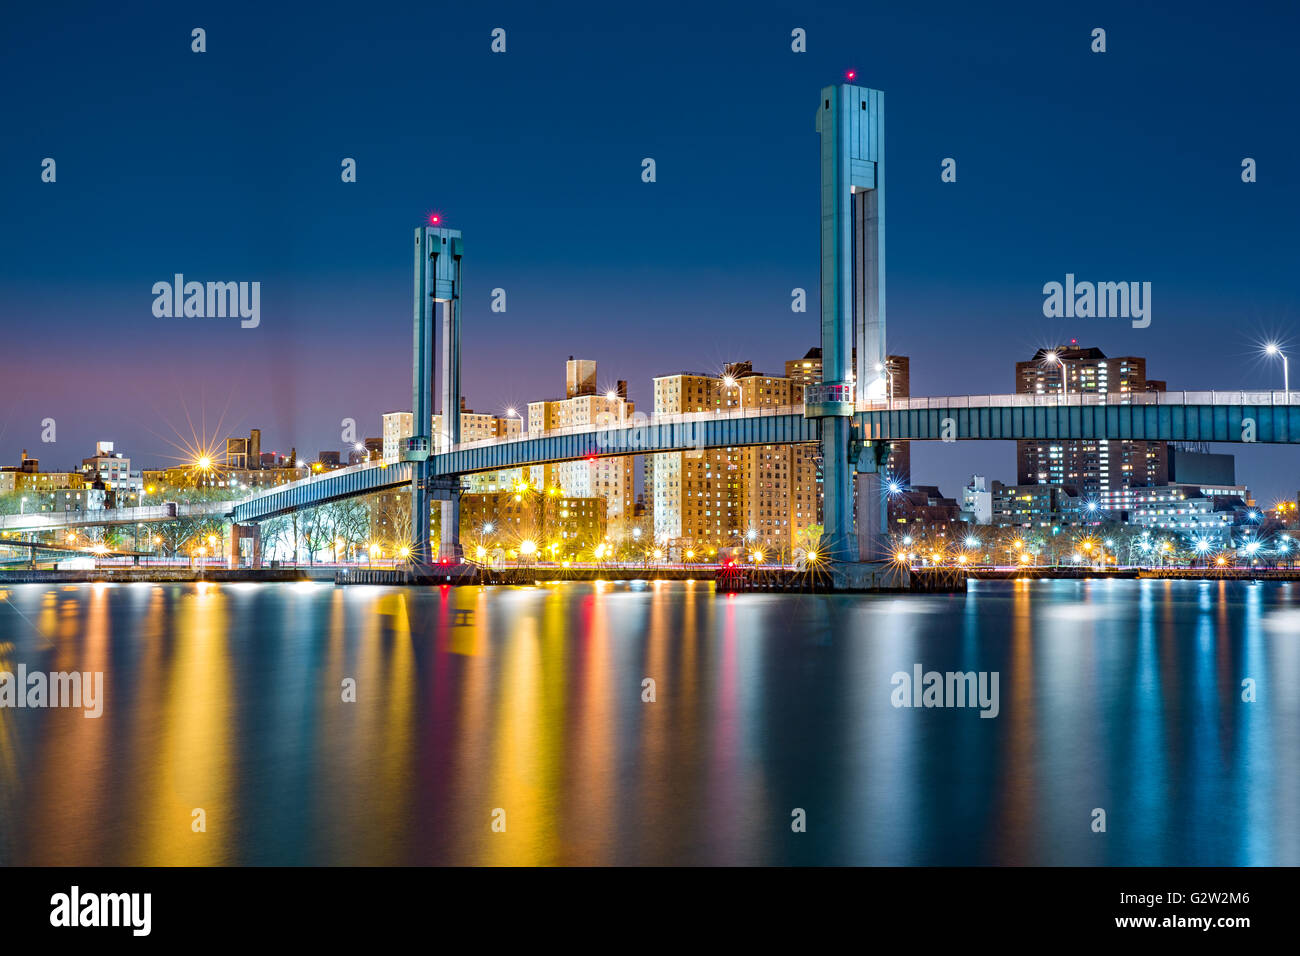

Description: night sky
[3,1,1297,502]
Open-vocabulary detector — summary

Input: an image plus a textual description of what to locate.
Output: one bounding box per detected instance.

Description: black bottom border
[0,865,1286,943]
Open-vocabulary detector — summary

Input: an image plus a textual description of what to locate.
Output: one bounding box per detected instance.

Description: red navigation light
[846,70,856,81]
[428,212,441,226]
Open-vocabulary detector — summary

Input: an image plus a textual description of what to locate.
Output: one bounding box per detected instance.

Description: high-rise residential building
[785,347,911,483]
[1015,346,1168,510]
[526,361,636,536]
[381,405,520,463]
[650,366,817,554]
[381,412,415,463]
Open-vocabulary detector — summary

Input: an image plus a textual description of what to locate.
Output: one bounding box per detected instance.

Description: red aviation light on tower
[846,70,856,81]
[427,212,442,226]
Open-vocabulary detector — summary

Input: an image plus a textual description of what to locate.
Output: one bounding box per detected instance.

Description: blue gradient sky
[2,1,1297,502]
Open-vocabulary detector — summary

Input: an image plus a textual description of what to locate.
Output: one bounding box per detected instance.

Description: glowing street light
[874,362,894,401]
[1264,342,1289,399]
[722,375,745,413]
[1043,350,1069,399]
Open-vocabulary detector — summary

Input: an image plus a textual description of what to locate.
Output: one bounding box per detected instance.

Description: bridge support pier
[439,495,462,562]
[228,523,262,569]
[822,416,857,562]
[853,441,890,562]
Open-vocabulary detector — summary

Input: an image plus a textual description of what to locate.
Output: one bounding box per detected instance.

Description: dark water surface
[1,578,1297,865]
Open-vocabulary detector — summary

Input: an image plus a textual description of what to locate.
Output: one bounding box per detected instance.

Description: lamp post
[1044,350,1069,400]
[1265,343,1289,401]
[874,362,895,403]
[722,375,745,414]
[605,390,626,428]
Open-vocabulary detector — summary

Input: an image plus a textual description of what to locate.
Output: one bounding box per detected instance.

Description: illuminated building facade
[649,366,818,554]
[1015,346,1168,509]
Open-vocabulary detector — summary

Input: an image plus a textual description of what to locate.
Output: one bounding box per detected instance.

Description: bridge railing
[234,458,409,504]
[448,403,808,452]
[858,390,1300,411]
[0,501,230,532]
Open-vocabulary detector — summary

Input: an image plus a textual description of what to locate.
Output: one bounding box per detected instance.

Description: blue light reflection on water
[0,578,1295,865]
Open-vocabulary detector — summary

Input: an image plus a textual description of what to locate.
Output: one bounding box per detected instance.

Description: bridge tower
[406,224,464,566]
[807,82,889,563]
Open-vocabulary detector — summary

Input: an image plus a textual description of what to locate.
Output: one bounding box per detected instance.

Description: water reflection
[0,578,1296,865]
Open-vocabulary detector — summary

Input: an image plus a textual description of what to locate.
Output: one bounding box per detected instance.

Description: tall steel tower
[807,82,888,563]
[406,224,464,566]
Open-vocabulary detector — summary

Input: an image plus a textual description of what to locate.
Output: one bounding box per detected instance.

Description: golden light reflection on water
[0,579,1295,866]
[138,582,231,864]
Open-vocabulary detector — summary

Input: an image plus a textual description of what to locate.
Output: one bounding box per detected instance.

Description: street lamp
[1044,350,1069,399]
[722,375,745,414]
[874,362,894,403]
[1264,342,1289,400]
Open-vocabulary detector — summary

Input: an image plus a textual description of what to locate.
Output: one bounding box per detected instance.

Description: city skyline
[4,1,1298,504]
[4,0,1300,891]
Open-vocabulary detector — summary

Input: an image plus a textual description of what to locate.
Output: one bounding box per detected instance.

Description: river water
[0,578,1296,865]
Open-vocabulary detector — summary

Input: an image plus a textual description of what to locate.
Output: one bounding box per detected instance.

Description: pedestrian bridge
[0,500,230,534]
[249,389,1299,523]
[4,391,1295,533]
